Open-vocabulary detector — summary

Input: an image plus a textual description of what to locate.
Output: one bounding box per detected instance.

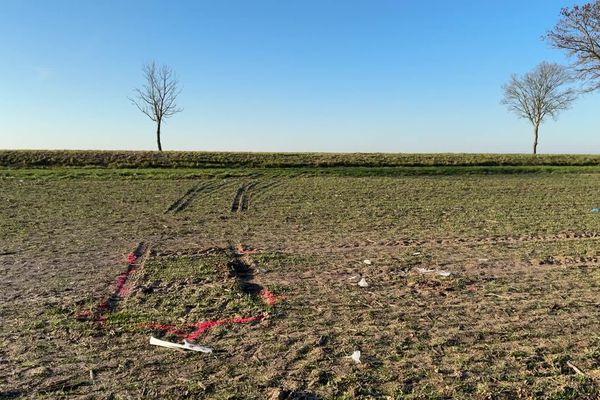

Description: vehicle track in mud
[227,241,262,294]
[231,182,257,212]
[165,180,227,214]
[249,178,287,203]
[229,179,288,213]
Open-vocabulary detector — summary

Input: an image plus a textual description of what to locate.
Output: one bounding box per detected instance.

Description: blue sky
[1,0,598,153]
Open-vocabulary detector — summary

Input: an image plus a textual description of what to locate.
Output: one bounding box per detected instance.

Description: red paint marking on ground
[143,315,264,341]
[77,310,93,317]
[186,316,263,341]
[128,253,137,264]
[116,253,139,296]
[238,248,258,255]
[144,323,187,337]
[260,289,288,306]
[78,251,142,324]
[115,271,130,296]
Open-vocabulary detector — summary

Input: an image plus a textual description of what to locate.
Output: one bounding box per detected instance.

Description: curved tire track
[166,180,228,214]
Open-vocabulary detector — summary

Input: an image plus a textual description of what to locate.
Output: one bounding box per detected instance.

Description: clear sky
[1,0,598,153]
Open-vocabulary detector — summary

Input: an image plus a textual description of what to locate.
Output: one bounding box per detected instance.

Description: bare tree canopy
[502,62,577,154]
[130,62,182,151]
[547,1,600,92]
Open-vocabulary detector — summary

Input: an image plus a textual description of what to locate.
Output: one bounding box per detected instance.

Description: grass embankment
[5,150,600,177]
[6,166,600,180]
[4,150,600,169]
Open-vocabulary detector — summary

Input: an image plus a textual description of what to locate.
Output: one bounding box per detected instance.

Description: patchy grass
[2,167,600,398]
[141,254,222,282]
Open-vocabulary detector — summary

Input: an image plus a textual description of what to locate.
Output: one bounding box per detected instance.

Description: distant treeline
[4,150,600,168]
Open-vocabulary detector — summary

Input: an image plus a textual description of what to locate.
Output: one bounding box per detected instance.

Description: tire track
[78,240,152,322]
[249,178,287,204]
[227,241,262,294]
[231,182,257,212]
[166,180,227,214]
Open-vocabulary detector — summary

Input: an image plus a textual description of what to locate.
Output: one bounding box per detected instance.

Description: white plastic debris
[415,267,451,277]
[149,336,213,353]
[415,267,435,274]
[351,350,361,364]
[412,252,421,256]
[358,277,369,287]
[363,259,372,265]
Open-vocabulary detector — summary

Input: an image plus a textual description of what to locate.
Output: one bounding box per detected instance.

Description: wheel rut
[231,182,257,212]
[166,180,226,214]
[227,241,263,295]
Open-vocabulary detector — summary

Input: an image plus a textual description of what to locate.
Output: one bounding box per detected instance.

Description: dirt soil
[2,171,600,399]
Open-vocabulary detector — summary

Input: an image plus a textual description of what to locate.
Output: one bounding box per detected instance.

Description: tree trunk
[156,120,162,152]
[532,124,539,155]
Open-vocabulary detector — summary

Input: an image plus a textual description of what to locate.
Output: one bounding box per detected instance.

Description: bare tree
[547,2,600,92]
[130,62,182,151]
[502,62,577,154]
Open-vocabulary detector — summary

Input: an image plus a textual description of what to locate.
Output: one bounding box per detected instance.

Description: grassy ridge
[4,150,600,168]
[6,166,600,181]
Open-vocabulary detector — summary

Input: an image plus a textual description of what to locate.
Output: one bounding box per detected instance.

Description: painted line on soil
[77,241,151,324]
[144,316,264,342]
[143,244,287,341]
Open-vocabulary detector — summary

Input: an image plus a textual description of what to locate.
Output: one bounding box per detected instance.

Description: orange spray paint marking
[238,248,258,255]
[260,289,288,306]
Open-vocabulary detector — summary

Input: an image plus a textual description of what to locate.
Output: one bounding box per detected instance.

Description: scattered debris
[592,208,600,213]
[478,258,490,262]
[415,267,452,277]
[412,252,421,256]
[363,259,372,265]
[567,361,586,376]
[358,278,369,287]
[349,275,358,280]
[415,267,435,274]
[351,350,361,364]
[149,336,213,353]
[485,293,510,300]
